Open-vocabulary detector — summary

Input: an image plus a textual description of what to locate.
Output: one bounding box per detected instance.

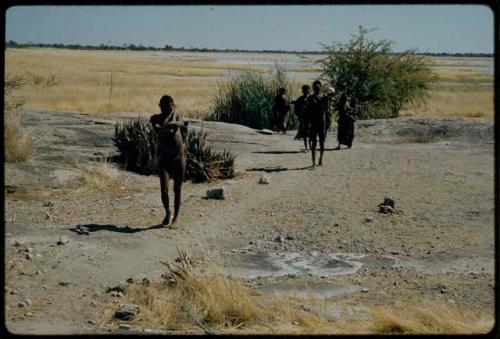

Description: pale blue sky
[5,5,495,53]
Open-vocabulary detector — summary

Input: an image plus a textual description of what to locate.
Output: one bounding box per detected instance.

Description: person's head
[312,80,321,94]
[301,84,310,95]
[159,95,175,114]
[339,93,348,104]
[278,87,286,95]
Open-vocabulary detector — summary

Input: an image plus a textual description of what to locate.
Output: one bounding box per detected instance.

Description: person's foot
[347,145,352,149]
[318,161,323,166]
[162,214,173,227]
[333,146,341,150]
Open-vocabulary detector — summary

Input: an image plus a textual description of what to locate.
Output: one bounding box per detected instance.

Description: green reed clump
[208,64,297,130]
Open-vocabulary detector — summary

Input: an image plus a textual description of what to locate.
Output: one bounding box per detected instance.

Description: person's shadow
[69,223,166,235]
[246,165,314,173]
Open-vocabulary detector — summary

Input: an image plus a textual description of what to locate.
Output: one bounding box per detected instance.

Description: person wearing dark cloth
[305,80,329,167]
[272,87,290,134]
[150,95,187,226]
[292,84,310,151]
[334,93,356,150]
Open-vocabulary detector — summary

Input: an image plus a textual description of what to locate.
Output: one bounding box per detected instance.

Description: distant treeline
[4,41,493,57]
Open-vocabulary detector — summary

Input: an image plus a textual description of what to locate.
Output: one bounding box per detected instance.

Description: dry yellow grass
[99,252,493,335]
[401,85,493,118]
[5,48,493,119]
[4,111,35,162]
[73,160,124,193]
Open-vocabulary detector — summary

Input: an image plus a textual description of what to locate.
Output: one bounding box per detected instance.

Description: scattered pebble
[57,236,70,245]
[205,187,226,200]
[114,304,139,320]
[59,281,71,287]
[17,302,27,308]
[119,324,131,330]
[364,216,374,223]
[361,288,370,293]
[26,253,34,260]
[87,320,96,325]
[258,175,271,184]
[274,235,284,243]
[24,312,35,317]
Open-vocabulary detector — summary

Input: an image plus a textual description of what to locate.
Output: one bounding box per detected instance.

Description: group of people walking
[272,80,356,167]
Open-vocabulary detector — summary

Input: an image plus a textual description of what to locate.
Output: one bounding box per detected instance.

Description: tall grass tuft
[4,73,34,162]
[208,64,297,130]
[4,111,35,162]
[112,118,236,182]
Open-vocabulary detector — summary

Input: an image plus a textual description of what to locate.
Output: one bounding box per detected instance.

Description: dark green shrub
[318,26,433,119]
[112,119,236,182]
[208,64,298,129]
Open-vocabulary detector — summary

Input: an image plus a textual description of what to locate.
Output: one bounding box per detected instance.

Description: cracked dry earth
[4,108,495,334]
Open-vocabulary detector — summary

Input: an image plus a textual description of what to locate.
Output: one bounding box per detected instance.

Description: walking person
[150,95,187,226]
[305,80,330,167]
[272,87,290,134]
[334,93,356,150]
[292,84,310,151]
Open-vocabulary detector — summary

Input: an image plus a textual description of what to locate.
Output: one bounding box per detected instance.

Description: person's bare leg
[304,137,308,150]
[318,139,325,166]
[310,138,317,167]
[172,179,182,224]
[159,168,172,226]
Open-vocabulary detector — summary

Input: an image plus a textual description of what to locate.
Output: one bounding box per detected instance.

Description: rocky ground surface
[4,109,495,334]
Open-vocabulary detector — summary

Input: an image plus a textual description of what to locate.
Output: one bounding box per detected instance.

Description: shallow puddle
[225,251,395,279]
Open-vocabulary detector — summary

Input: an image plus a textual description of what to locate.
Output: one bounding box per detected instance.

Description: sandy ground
[4,108,495,334]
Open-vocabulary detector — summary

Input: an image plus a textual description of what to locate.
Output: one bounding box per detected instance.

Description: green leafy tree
[319,26,433,119]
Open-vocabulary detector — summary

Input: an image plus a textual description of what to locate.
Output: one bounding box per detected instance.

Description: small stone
[292,321,299,325]
[334,223,340,227]
[13,241,21,247]
[42,285,48,290]
[17,302,27,308]
[205,187,226,200]
[43,201,54,207]
[258,175,271,184]
[380,197,395,208]
[364,216,374,223]
[90,300,97,306]
[199,213,204,217]
[26,253,34,260]
[143,328,153,333]
[35,270,42,275]
[114,304,139,320]
[24,312,35,317]
[106,283,127,293]
[59,281,71,287]
[25,247,33,253]
[45,212,52,220]
[126,278,134,284]
[361,288,370,293]
[57,236,70,245]
[142,278,151,286]
[87,320,96,325]
[119,324,131,330]
[285,234,294,240]
[274,235,285,243]
[379,205,395,214]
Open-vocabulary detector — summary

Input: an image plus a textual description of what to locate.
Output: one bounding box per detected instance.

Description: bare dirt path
[4,109,495,334]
